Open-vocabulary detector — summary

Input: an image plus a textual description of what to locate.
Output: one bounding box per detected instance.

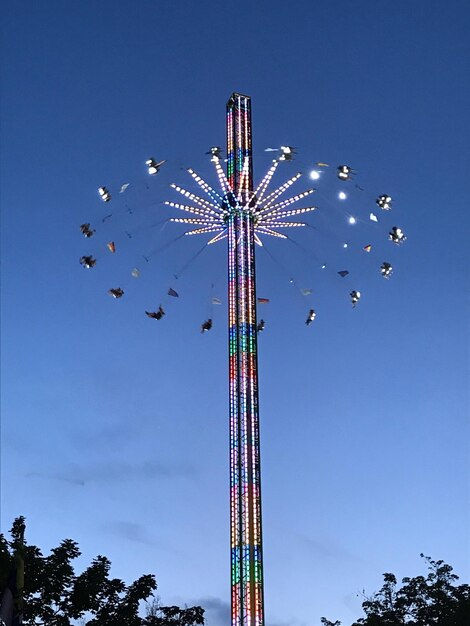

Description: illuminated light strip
[188,168,224,205]
[214,157,234,199]
[245,219,255,620]
[253,233,263,247]
[170,183,222,213]
[238,220,248,614]
[246,214,261,623]
[237,157,250,203]
[228,214,241,626]
[259,189,315,217]
[236,98,249,203]
[260,172,302,208]
[247,101,262,626]
[239,218,247,327]
[260,221,307,228]
[170,217,218,226]
[184,226,224,236]
[207,231,228,245]
[253,160,279,205]
[244,106,253,202]
[264,206,317,219]
[170,216,218,223]
[260,189,315,217]
[164,201,224,221]
[227,108,234,188]
[255,227,288,239]
[236,97,243,179]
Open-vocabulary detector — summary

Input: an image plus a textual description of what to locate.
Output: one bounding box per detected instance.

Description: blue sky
[1,1,469,625]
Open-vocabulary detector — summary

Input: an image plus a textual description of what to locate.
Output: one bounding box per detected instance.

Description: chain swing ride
[80,94,406,626]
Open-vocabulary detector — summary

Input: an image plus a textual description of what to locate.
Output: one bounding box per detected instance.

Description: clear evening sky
[1,2,469,625]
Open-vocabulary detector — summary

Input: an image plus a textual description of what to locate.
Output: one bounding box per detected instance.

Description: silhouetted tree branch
[322,554,469,626]
[0,517,204,626]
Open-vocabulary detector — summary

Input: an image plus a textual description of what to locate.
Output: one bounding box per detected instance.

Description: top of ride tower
[227,92,251,106]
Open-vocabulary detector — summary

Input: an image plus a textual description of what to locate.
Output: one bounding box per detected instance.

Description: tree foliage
[0,517,204,626]
[323,554,470,626]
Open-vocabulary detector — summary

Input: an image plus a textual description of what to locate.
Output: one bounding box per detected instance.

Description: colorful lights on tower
[226,93,264,626]
[166,94,316,626]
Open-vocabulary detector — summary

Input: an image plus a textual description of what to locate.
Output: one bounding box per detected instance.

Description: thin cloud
[25,471,85,486]
[103,520,153,545]
[295,531,361,563]
[26,460,197,487]
[72,414,159,448]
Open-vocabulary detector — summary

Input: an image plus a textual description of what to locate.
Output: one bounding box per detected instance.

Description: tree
[0,517,204,626]
[322,554,470,626]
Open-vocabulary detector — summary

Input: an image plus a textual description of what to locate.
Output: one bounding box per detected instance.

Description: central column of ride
[226,93,265,626]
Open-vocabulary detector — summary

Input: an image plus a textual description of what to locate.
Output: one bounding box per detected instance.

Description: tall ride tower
[165,93,316,626]
[226,93,264,626]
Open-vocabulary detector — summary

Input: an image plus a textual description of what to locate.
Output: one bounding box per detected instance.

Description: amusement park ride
[165,93,320,626]
[83,93,406,626]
